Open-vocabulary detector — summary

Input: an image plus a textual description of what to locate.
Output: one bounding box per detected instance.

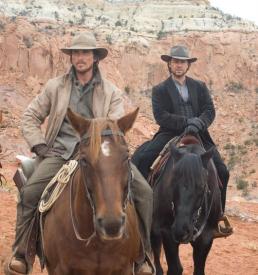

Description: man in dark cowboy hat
[132,45,232,235]
[6,32,154,275]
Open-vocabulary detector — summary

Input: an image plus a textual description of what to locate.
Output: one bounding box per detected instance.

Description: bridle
[168,149,215,242]
[70,129,133,245]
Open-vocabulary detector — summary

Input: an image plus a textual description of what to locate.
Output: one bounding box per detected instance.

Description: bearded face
[168,59,190,78]
[71,50,96,74]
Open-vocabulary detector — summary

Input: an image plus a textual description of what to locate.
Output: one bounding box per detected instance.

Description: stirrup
[4,253,29,275]
[213,215,233,239]
[4,261,27,275]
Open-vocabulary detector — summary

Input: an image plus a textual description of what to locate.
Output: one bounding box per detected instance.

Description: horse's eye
[80,158,88,167]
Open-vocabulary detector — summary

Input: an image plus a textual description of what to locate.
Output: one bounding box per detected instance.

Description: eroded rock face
[0,1,258,191]
[0,0,257,35]
[0,17,257,94]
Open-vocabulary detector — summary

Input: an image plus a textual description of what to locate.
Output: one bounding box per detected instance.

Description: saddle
[148,135,223,188]
[148,135,196,187]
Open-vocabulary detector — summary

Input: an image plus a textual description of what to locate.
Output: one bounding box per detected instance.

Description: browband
[81,129,124,141]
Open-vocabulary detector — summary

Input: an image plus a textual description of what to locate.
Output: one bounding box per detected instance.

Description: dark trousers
[132,132,229,212]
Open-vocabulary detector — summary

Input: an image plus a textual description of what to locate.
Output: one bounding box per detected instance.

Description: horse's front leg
[191,228,214,275]
[151,229,163,275]
[162,229,183,275]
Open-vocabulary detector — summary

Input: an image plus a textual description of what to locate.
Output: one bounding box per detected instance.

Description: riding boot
[8,197,32,274]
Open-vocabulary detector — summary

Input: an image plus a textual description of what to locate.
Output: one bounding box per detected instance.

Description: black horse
[151,135,222,275]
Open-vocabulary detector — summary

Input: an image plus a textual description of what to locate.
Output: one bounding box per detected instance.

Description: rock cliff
[0,0,257,198]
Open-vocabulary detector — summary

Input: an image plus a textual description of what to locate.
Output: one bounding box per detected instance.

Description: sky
[210,0,258,25]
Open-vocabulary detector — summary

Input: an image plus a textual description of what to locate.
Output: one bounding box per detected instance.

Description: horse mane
[87,118,120,163]
[175,151,204,184]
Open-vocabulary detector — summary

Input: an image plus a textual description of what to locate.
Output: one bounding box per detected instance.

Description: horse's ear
[170,144,183,162]
[201,146,215,168]
[117,108,139,134]
[67,108,91,136]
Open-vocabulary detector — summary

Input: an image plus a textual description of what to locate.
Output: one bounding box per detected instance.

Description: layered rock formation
[0,0,257,37]
[0,0,257,193]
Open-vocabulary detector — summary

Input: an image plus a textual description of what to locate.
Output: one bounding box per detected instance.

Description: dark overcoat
[152,75,215,145]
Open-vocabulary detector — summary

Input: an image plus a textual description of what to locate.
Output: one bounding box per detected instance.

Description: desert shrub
[106,34,112,44]
[224,143,235,150]
[0,21,5,32]
[157,30,166,40]
[124,86,130,94]
[115,20,122,27]
[23,36,33,48]
[226,81,244,92]
[236,178,248,190]
[244,139,252,146]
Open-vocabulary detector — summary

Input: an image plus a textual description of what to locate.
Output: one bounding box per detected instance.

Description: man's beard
[75,63,94,74]
[171,69,187,78]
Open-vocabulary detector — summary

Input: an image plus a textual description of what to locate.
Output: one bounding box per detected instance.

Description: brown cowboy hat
[61,32,108,60]
[161,45,197,63]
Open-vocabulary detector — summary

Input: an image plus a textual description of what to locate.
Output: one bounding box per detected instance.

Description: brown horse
[43,108,142,275]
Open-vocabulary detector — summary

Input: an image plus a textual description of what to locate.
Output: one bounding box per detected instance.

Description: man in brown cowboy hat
[6,32,154,275]
[132,45,232,236]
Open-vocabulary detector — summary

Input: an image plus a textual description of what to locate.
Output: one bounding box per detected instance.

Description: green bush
[236,178,248,190]
[226,81,244,92]
[124,86,130,94]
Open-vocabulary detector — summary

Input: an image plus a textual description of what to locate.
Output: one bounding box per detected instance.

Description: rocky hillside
[0,0,257,38]
[0,0,257,200]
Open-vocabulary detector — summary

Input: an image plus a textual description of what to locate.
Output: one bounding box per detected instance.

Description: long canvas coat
[22,68,125,150]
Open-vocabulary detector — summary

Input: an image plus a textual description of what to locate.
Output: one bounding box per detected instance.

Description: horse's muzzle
[96,214,126,241]
[172,223,193,244]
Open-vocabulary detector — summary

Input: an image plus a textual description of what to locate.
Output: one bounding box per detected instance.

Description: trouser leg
[13,156,66,258]
[132,132,173,179]
[130,163,153,253]
[212,149,230,212]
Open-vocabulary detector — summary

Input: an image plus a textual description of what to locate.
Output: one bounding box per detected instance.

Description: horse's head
[67,108,138,241]
[168,144,214,243]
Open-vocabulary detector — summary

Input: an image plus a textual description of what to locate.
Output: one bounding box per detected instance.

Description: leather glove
[32,143,49,157]
[184,124,199,135]
[187,117,205,131]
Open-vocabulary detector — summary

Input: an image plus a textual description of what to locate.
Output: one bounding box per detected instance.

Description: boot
[135,253,156,275]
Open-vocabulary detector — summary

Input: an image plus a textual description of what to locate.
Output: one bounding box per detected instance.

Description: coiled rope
[39,160,78,213]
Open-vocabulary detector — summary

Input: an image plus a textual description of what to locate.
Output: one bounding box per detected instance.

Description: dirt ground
[0,170,258,275]
[0,83,258,275]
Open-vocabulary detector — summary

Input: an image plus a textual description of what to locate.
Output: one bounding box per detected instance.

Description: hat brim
[161,55,197,63]
[61,46,108,60]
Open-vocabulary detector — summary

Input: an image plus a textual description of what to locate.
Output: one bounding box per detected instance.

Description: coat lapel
[186,77,198,114]
[165,77,181,114]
